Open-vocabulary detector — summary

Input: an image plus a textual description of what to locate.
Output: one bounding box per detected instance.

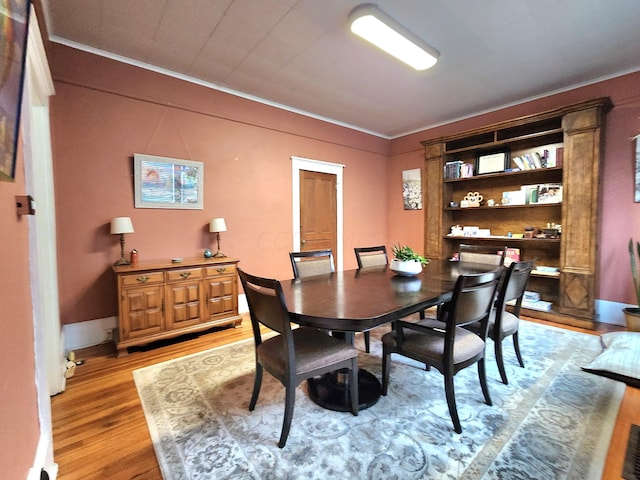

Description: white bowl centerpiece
[390,243,430,276]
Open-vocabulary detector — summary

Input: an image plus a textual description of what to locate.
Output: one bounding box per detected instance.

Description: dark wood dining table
[280,259,489,412]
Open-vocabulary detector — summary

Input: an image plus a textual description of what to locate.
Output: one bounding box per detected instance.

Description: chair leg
[478,358,492,406]
[495,338,509,385]
[364,331,371,353]
[381,347,390,396]
[349,358,359,416]
[444,373,462,434]
[249,363,263,410]
[513,332,525,368]
[278,385,296,448]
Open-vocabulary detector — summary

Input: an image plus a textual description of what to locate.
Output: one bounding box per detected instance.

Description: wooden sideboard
[113,257,241,356]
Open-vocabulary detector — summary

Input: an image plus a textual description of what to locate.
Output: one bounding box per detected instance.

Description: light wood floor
[51,316,638,479]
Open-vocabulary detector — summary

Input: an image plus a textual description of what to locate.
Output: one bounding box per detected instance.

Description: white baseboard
[63,316,117,352]
[595,299,633,326]
[238,293,248,314]
[28,432,58,480]
[64,296,249,351]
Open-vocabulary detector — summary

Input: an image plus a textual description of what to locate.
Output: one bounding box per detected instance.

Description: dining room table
[280,258,495,412]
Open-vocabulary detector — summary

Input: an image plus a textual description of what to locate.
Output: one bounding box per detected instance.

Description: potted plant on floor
[390,243,429,276]
[625,238,640,331]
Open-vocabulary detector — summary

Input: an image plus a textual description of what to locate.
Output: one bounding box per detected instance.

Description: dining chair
[353,246,389,352]
[289,249,335,278]
[458,243,507,268]
[238,268,359,448]
[381,269,502,434]
[354,245,388,268]
[466,259,535,384]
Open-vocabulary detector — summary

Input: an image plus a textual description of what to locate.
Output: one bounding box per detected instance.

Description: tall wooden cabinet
[421,98,610,329]
[113,257,241,356]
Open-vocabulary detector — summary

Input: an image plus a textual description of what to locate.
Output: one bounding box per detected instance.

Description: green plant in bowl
[392,244,430,266]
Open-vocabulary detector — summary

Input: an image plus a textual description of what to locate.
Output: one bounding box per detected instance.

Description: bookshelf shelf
[422,98,611,328]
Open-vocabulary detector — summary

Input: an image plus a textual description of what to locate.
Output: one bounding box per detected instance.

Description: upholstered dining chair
[466,259,535,384]
[381,269,502,434]
[289,249,335,278]
[238,268,359,448]
[458,243,507,268]
[354,245,388,268]
[353,246,390,352]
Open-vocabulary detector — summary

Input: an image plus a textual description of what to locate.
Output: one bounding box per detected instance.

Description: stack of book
[444,160,474,179]
[508,291,553,311]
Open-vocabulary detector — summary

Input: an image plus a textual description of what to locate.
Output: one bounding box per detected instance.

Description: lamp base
[114,257,131,266]
[213,251,226,258]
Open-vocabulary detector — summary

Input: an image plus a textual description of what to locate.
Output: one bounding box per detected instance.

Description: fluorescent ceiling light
[349,4,439,71]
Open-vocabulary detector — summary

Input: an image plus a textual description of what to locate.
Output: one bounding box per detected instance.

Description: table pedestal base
[307,368,381,412]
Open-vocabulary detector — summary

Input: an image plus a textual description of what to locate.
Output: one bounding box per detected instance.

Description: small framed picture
[476,151,509,175]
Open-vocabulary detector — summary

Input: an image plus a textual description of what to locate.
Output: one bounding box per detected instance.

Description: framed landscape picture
[134,154,204,209]
[0,0,31,182]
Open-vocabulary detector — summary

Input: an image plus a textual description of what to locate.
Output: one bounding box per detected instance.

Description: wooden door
[299,170,337,256]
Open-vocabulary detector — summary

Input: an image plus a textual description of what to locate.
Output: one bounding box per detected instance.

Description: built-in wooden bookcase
[422,98,611,329]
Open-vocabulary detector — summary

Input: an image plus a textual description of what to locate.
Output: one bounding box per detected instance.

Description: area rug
[133,320,624,479]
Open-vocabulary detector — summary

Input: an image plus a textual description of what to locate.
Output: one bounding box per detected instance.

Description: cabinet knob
[137,275,149,283]
[180,272,191,279]
[216,267,226,273]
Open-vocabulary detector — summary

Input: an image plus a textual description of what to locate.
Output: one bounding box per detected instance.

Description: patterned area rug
[133,320,624,479]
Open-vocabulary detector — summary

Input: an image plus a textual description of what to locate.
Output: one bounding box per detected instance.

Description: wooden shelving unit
[421,98,611,329]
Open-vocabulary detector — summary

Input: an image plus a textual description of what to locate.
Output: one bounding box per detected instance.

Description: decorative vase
[390,258,423,276]
[624,307,640,332]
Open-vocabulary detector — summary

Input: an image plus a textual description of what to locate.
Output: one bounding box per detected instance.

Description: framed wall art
[402,168,422,210]
[635,137,640,203]
[476,150,509,175]
[0,0,31,182]
[134,154,204,209]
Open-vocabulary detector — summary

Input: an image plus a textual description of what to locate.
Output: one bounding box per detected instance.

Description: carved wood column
[559,100,609,319]
[422,139,445,259]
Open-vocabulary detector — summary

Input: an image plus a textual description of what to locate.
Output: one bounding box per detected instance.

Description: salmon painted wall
[389,71,640,306]
[49,44,390,325]
[0,138,40,478]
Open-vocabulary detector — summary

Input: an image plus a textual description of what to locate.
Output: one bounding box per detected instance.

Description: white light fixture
[110,217,134,266]
[209,217,227,258]
[349,4,439,71]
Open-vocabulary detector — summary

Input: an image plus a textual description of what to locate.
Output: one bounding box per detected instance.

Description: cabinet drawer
[166,267,203,283]
[120,272,164,287]
[205,264,237,277]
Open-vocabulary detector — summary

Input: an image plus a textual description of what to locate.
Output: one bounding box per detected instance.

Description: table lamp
[209,217,227,258]
[111,216,134,266]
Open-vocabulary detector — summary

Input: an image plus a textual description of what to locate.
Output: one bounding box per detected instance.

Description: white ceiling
[41,0,640,138]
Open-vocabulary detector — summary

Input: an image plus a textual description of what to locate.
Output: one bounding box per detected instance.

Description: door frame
[291,156,344,271]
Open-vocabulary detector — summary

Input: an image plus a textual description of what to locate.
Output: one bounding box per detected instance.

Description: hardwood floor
[51,316,638,479]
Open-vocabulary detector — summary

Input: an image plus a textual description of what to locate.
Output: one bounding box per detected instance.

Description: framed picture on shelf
[134,154,204,209]
[476,150,509,175]
[0,0,31,182]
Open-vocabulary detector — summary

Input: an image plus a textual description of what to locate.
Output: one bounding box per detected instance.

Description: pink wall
[0,138,41,478]
[390,71,640,306]
[50,42,640,327]
[50,44,390,325]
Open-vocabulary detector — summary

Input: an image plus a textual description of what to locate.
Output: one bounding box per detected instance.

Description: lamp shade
[209,218,227,233]
[110,217,134,234]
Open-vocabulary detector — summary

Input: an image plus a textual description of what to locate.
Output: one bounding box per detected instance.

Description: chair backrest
[238,268,293,338]
[289,249,335,278]
[354,245,388,268]
[446,269,503,330]
[496,259,535,313]
[459,244,507,267]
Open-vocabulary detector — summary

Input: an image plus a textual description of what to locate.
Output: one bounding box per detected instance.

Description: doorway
[291,156,344,270]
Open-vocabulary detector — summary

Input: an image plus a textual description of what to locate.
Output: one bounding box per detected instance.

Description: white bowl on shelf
[390,258,423,276]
